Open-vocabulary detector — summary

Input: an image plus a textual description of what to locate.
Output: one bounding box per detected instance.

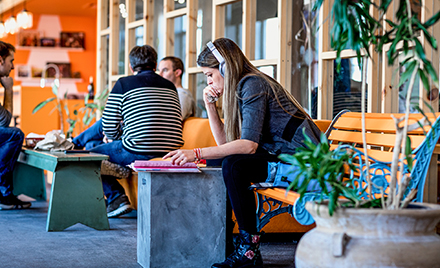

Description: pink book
[133,160,198,169]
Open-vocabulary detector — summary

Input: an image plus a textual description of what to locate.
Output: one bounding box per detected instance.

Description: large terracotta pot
[295,202,440,268]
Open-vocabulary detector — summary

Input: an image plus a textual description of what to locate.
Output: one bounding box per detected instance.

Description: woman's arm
[203,85,226,145]
[163,139,258,166]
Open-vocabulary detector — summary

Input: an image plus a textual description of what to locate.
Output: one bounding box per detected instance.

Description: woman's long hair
[197,38,310,142]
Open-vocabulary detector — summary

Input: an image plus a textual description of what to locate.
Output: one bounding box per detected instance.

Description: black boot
[212,230,263,268]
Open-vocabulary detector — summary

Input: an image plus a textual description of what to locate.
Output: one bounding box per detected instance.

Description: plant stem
[57,95,64,133]
[393,60,419,209]
[360,56,372,199]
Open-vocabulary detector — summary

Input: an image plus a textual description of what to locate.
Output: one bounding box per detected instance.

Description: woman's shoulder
[237,74,272,95]
[238,74,267,86]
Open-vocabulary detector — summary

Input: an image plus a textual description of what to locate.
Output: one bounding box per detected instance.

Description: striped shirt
[102,70,184,154]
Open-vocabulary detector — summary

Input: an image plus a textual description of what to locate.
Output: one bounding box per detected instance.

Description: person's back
[102,69,183,153]
[90,44,184,218]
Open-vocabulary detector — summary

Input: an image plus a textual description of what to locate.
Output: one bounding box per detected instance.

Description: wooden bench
[13,148,110,231]
[254,112,440,228]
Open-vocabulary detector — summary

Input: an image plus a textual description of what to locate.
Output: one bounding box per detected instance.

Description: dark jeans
[0,127,25,198]
[222,150,279,234]
[90,140,161,204]
[72,119,105,150]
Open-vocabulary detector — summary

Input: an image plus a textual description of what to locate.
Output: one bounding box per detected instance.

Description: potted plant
[279,0,440,267]
[32,81,109,139]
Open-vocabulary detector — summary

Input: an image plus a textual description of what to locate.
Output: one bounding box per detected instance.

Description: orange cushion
[181,117,217,149]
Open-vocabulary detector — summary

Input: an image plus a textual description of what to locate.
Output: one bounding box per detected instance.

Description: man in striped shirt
[90,45,183,218]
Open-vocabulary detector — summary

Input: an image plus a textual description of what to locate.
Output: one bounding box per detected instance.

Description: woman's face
[202,67,224,94]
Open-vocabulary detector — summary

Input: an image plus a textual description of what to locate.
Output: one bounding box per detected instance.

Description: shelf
[16,46,84,52]
[16,77,83,85]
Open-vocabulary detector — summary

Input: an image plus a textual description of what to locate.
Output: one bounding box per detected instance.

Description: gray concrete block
[137,168,226,268]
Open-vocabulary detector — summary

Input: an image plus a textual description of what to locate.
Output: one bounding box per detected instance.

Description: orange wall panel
[60,15,97,94]
[13,14,97,137]
[21,86,60,136]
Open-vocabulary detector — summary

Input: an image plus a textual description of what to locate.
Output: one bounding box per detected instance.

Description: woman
[163,38,321,268]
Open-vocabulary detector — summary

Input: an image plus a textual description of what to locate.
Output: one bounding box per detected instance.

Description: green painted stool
[13,148,109,232]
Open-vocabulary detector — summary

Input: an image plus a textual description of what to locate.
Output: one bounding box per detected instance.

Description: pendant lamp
[17,1,32,29]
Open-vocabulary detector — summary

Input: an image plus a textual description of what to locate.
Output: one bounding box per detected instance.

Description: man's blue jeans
[72,119,105,150]
[90,140,160,204]
[0,127,25,198]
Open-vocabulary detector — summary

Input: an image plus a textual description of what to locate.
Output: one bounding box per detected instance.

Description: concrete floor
[0,198,299,268]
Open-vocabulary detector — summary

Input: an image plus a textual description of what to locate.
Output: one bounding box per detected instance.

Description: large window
[98,1,438,119]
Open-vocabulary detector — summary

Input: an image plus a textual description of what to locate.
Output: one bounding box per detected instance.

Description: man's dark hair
[0,41,15,60]
[161,56,184,79]
[129,45,157,72]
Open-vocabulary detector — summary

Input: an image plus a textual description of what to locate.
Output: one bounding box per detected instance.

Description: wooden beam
[213,2,225,39]
[242,0,255,59]
[164,0,175,56]
[251,59,278,67]
[214,0,240,6]
[165,8,188,19]
[277,0,292,89]
[186,0,198,97]
[110,0,120,77]
[127,20,144,29]
[145,0,154,46]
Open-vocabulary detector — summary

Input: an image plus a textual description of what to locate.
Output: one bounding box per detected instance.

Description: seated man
[73,56,195,150]
[87,45,184,217]
[158,56,195,120]
[0,41,30,210]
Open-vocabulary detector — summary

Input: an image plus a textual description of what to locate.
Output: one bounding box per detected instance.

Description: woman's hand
[203,85,221,105]
[163,149,195,166]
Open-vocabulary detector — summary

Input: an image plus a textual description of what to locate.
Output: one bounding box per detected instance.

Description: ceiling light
[17,1,33,30]
[5,15,18,34]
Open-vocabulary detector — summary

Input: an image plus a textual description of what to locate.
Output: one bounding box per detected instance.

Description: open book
[131,160,200,173]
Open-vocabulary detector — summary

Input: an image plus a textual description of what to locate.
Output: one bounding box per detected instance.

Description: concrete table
[137,168,226,268]
[13,148,109,232]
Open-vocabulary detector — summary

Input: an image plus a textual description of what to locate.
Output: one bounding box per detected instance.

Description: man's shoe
[107,194,133,218]
[0,195,32,210]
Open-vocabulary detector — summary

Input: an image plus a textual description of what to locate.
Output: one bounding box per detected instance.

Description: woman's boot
[212,230,263,268]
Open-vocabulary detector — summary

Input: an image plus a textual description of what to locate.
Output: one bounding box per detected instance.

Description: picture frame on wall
[17,30,41,47]
[40,38,56,47]
[46,62,72,78]
[16,65,31,78]
[60,32,85,49]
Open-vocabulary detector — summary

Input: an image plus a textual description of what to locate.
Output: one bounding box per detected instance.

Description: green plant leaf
[423,11,440,28]
[405,136,413,171]
[65,104,70,116]
[52,83,58,96]
[418,68,430,91]
[32,97,56,114]
[424,61,439,86]
[397,60,418,88]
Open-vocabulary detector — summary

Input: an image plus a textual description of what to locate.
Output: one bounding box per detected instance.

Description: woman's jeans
[90,140,160,204]
[222,151,279,234]
[0,127,25,198]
